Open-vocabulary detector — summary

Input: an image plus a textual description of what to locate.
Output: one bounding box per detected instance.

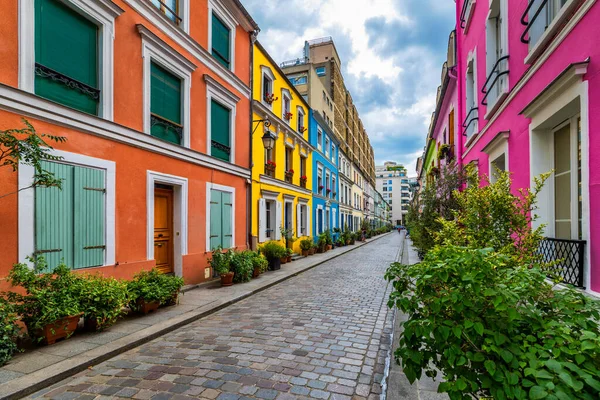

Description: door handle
[158,234,164,238]
[155,243,163,247]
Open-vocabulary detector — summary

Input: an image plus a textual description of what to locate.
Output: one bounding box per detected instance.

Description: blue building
[308,110,339,242]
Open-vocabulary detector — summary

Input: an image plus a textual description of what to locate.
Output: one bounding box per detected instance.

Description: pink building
[455,0,599,294]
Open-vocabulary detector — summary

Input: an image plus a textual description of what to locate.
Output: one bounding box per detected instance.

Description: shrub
[250,251,269,273]
[386,245,600,400]
[4,260,81,340]
[230,251,254,283]
[323,230,333,245]
[300,239,313,251]
[0,298,21,366]
[209,246,233,275]
[127,268,181,309]
[75,274,128,331]
[260,241,287,260]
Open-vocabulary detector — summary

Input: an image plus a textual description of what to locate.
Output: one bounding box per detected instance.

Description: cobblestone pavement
[29,234,401,400]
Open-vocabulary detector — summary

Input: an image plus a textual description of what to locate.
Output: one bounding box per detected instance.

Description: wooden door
[154,187,174,274]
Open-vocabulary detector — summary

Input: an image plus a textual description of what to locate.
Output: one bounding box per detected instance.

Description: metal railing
[307,36,333,46]
[539,237,586,288]
[520,0,549,44]
[459,0,474,29]
[151,0,182,24]
[481,55,509,106]
[280,57,309,68]
[462,107,479,138]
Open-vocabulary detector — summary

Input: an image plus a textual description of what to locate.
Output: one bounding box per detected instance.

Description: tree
[0,118,66,199]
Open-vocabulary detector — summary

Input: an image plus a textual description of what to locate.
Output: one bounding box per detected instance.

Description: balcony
[481,55,509,110]
[539,238,586,288]
[462,107,479,140]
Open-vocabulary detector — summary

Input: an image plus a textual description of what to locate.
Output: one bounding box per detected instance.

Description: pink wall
[455,1,600,293]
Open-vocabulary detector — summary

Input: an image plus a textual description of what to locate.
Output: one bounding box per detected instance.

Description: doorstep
[0,232,392,400]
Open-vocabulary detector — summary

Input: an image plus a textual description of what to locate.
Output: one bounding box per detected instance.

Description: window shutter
[221,191,233,249]
[332,209,337,229]
[35,161,74,271]
[296,203,302,237]
[35,0,99,115]
[151,62,182,145]
[275,201,282,240]
[212,14,231,69]
[73,165,106,269]
[209,189,222,250]
[211,100,231,162]
[258,198,267,243]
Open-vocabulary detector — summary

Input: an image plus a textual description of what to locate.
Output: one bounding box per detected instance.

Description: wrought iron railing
[481,55,509,106]
[280,57,309,68]
[151,0,182,24]
[520,0,549,44]
[459,0,475,29]
[462,107,479,138]
[151,114,183,142]
[539,237,586,288]
[35,63,100,100]
[211,140,231,155]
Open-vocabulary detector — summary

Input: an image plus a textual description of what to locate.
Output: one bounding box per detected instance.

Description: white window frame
[261,66,276,108]
[316,204,324,235]
[205,75,239,163]
[297,106,305,133]
[18,150,116,268]
[325,137,330,157]
[18,0,123,121]
[483,131,509,183]
[208,0,237,72]
[301,203,309,236]
[139,25,196,148]
[331,144,336,162]
[317,128,323,151]
[484,0,509,114]
[281,88,292,124]
[205,182,235,251]
[462,0,476,33]
[465,50,479,142]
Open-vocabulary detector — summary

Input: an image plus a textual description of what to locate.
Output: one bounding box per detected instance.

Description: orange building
[0,0,259,287]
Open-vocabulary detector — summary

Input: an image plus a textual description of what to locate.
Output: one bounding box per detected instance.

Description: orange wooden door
[154,187,173,274]
[449,109,455,149]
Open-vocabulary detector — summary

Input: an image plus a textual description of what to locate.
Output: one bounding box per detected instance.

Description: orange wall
[0,0,253,287]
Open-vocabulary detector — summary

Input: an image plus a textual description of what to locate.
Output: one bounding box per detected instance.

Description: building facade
[309,110,339,239]
[251,42,313,253]
[453,0,599,294]
[375,162,411,225]
[0,0,258,288]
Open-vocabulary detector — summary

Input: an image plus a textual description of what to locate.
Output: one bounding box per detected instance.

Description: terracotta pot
[137,299,160,315]
[302,250,309,257]
[36,314,82,345]
[287,256,292,263]
[309,248,316,255]
[221,272,235,287]
[280,257,288,264]
[327,245,332,251]
[253,266,261,278]
[165,292,179,306]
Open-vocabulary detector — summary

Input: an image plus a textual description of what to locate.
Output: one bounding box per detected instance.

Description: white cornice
[204,74,241,104]
[123,0,251,99]
[137,24,197,72]
[259,174,312,195]
[98,0,125,17]
[0,84,251,178]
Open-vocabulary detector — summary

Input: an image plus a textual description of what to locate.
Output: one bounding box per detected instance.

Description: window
[209,189,233,249]
[317,129,323,151]
[210,100,231,162]
[527,0,569,53]
[284,201,293,232]
[300,156,307,179]
[332,176,336,198]
[211,13,231,69]
[316,66,326,76]
[388,180,392,184]
[282,91,291,123]
[465,53,478,139]
[151,0,180,24]
[297,202,309,237]
[322,91,326,101]
[291,76,307,85]
[265,201,272,238]
[317,168,323,195]
[331,144,335,161]
[263,75,273,102]
[151,62,183,145]
[35,161,107,271]
[297,107,305,132]
[259,198,280,242]
[34,0,100,115]
[325,208,330,231]
[285,146,293,172]
[389,193,393,198]
[326,171,330,196]
[484,0,508,108]
[325,137,330,157]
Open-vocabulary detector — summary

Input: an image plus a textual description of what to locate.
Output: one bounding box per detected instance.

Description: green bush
[127,268,183,310]
[75,274,128,331]
[4,260,81,340]
[209,246,233,275]
[0,297,21,366]
[230,251,254,283]
[300,239,313,251]
[386,246,600,400]
[250,251,269,273]
[260,241,287,260]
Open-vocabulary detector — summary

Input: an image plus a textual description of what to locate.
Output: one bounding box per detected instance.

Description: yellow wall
[251,43,313,253]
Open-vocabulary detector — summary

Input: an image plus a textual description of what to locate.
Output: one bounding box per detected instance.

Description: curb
[0,232,393,400]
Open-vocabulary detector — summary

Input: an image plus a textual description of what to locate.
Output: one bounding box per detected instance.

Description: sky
[243,0,456,176]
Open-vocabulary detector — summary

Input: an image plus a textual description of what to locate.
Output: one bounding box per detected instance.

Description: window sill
[524,0,583,65]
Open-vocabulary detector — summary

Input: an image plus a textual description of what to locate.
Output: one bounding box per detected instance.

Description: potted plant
[286,247,293,263]
[284,111,293,121]
[299,126,307,133]
[265,160,276,174]
[260,241,287,271]
[300,175,308,188]
[230,251,254,283]
[300,239,312,256]
[251,251,269,278]
[75,274,128,331]
[323,230,333,251]
[127,269,176,314]
[308,243,316,255]
[0,298,21,366]
[5,261,82,345]
[317,233,327,253]
[264,93,278,105]
[209,246,234,287]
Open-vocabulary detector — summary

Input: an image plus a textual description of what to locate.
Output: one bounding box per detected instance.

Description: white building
[375,161,412,226]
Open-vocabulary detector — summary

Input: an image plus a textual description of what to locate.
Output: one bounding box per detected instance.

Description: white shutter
[296,203,302,237]
[258,198,266,243]
[528,0,546,50]
[332,209,337,229]
[275,201,282,240]
[303,205,309,236]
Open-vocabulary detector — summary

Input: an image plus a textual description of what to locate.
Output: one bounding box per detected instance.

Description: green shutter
[212,13,231,69]
[210,190,222,250]
[222,192,233,249]
[150,62,182,145]
[35,0,99,115]
[35,161,74,271]
[211,100,231,162]
[73,166,105,269]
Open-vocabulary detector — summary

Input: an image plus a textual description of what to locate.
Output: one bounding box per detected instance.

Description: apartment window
[297,203,309,236]
[316,66,326,76]
[325,171,330,196]
[151,0,180,24]
[263,75,273,102]
[465,54,478,139]
[35,161,107,271]
[259,198,280,242]
[325,208,330,231]
[322,91,326,101]
[325,138,330,157]
[151,62,183,145]
[483,0,508,108]
[317,129,323,151]
[261,66,275,106]
[210,100,232,162]
[527,0,569,52]
[297,107,305,132]
[282,91,291,123]
[332,176,336,198]
[34,0,100,115]
[285,146,293,172]
[331,144,336,161]
[292,76,307,85]
[389,193,393,199]
[388,180,392,184]
[317,168,323,195]
[209,189,233,249]
[211,13,231,69]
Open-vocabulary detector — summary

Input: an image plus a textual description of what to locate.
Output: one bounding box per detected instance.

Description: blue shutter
[210,189,222,250]
[222,191,233,248]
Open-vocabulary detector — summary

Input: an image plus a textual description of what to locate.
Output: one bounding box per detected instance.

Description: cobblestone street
[29,234,401,400]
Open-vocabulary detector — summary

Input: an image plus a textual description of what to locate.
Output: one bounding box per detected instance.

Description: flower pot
[309,248,316,255]
[327,245,332,251]
[302,250,309,257]
[137,299,160,315]
[287,256,292,263]
[220,272,235,287]
[253,266,261,278]
[36,314,82,345]
[280,257,288,265]
[269,257,281,271]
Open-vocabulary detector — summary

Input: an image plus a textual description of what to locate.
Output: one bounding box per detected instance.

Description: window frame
[18,0,122,121]
[261,66,276,108]
[208,0,237,72]
[205,75,240,163]
[297,106,305,133]
[316,66,326,76]
[281,88,292,124]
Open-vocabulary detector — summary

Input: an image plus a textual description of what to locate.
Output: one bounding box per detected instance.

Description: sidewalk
[385,234,447,400]
[0,233,392,400]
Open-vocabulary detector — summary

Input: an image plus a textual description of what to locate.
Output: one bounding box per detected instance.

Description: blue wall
[309,110,339,241]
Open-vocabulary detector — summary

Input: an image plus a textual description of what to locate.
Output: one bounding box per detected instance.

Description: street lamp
[261,125,276,150]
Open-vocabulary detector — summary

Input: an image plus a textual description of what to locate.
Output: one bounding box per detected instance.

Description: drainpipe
[248,30,258,250]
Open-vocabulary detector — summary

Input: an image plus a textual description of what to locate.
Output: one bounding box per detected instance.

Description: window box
[285,169,294,184]
[265,161,276,178]
[300,176,307,188]
[284,111,293,121]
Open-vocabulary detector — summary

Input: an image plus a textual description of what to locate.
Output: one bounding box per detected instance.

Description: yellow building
[251,42,313,253]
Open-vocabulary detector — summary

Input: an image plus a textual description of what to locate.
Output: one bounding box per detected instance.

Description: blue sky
[243,0,455,175]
